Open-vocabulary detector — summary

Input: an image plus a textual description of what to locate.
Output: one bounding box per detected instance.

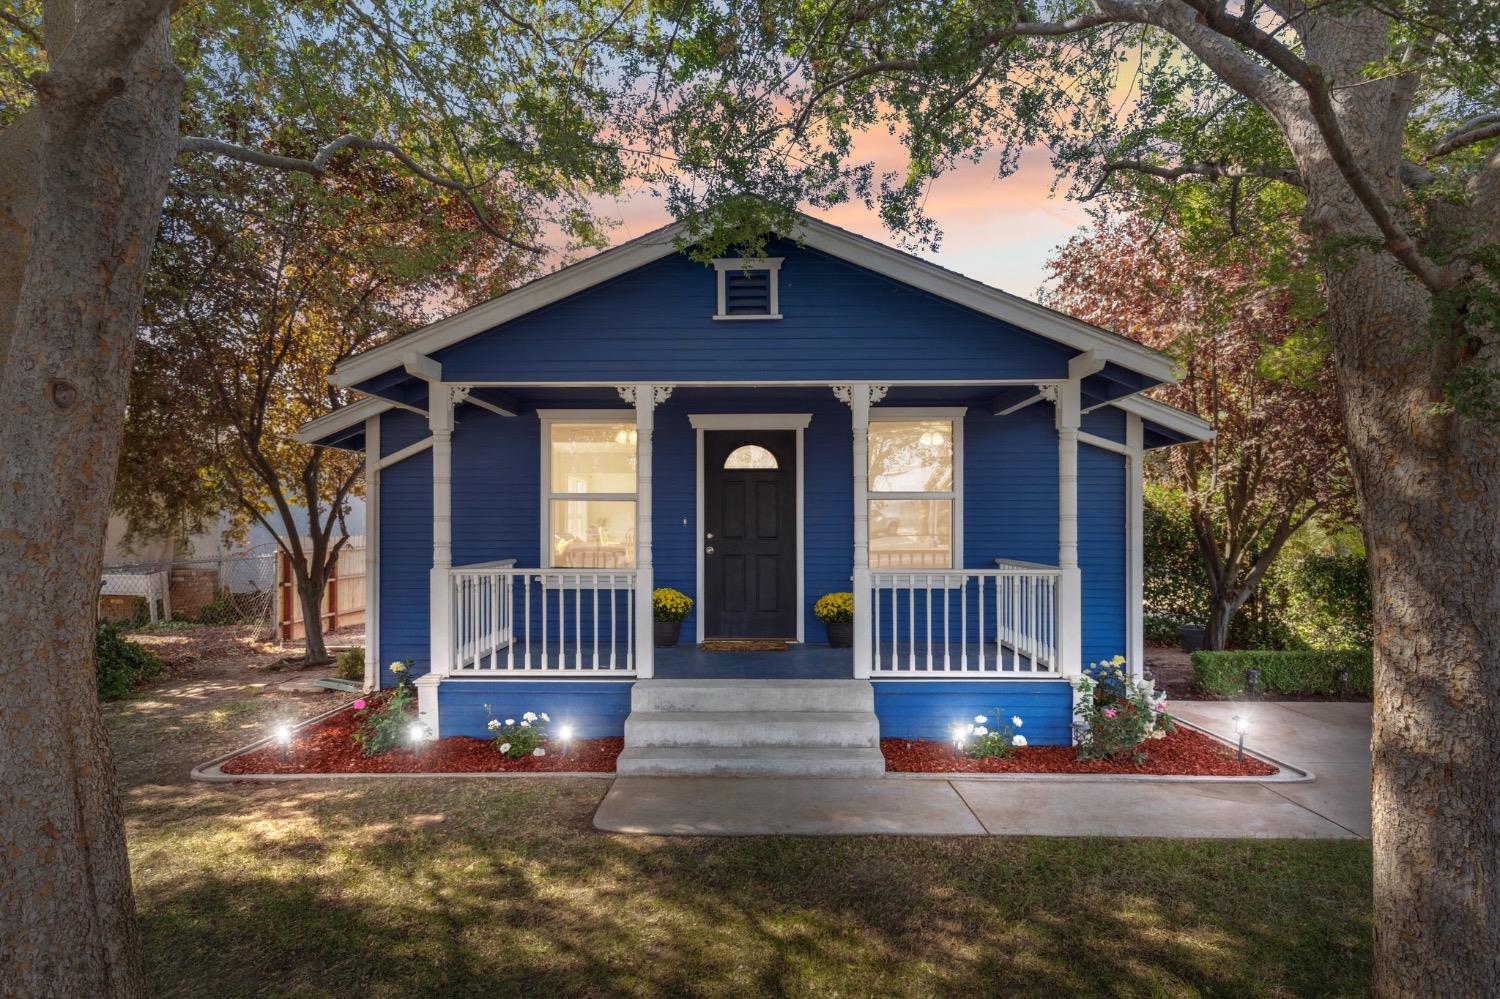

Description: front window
[547,421,637,568]
[868,418,958,569]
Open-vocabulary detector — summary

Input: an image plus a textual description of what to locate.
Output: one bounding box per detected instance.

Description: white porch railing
[450,562,637,674]
[869,565,1060,676]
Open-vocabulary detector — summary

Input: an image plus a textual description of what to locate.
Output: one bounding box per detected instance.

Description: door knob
[705,546,715,555]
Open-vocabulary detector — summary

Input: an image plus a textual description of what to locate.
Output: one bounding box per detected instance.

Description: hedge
[96,622,167,701]
[1191,649,1373,697]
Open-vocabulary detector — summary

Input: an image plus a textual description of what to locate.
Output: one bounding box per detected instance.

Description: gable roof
[327,211,1176,390]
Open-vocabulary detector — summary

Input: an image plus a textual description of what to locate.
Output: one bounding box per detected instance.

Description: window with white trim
[545,420,637,568]
[868,416,961,569]
[713,257,783,319]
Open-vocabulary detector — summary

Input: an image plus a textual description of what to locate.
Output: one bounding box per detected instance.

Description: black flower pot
[654,619,683,647]
[1178,624,1206,654]
[825,620,853,648]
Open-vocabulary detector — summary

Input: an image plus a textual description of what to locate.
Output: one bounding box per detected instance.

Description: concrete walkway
[593,701,1372,838]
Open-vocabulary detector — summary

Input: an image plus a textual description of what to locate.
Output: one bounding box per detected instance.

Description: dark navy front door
[703,430,798,639]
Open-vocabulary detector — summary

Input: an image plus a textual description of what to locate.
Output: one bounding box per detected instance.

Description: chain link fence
[100,545,280,637]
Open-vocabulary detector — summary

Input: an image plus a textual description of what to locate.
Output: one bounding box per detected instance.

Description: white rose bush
[483,704,550,759]
[965,711,1026,759]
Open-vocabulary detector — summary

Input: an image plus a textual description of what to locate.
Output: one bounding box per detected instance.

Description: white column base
[414,673,442,737]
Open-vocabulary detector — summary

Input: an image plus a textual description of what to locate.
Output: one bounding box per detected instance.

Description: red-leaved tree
[1047,214,1352,649]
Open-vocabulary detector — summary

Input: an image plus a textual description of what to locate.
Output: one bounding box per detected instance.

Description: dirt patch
[881,728,1278,777]
[220,702,621,774]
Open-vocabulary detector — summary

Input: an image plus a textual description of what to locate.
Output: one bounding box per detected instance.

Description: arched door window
[723,444,779,469]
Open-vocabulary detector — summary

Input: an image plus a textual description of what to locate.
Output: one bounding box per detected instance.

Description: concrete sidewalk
[593,701,1372,838]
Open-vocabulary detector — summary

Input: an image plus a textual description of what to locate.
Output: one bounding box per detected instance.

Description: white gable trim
[1112,394,1214,442]
[328,212,1177,390]
[292,395,395,444]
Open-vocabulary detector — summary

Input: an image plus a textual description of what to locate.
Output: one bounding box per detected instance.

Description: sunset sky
[589,142,1091,300]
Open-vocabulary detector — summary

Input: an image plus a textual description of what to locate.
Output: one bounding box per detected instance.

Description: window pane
[723,444,779,469]
[550,500,636,567]
[550,423,636,494]
[869,420,953,493]
[869,499,952,569]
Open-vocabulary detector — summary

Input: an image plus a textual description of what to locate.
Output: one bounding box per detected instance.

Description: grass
[109,644,1373,998]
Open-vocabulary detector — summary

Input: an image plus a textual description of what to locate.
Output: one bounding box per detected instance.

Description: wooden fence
[277,537,366,641]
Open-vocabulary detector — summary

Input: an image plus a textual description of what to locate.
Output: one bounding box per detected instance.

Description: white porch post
[1055,377,1084,677]
[420,384,454,733]
[631,383,661,679]
[363,415,381,692]
[1126,413,1145,679]
[850,384,873,679]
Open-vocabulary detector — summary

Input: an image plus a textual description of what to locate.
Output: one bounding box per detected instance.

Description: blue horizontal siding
[874,680,1072,745]
[437,680,632,739]
[378,423,432,688]
[1081,406,1127,443]
[965,403,1059,567]
[1080,443,1127,668]
[425,241,1076,383]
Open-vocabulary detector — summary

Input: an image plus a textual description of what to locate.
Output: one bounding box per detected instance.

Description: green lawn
[110,640,1372,998]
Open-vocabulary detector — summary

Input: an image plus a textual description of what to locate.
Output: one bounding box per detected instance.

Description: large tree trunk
[0,3,181,995]
[1203,591,1242,651]
[1284,63,1500,986]
[1327,249,1500,997]
[296,564,332,665]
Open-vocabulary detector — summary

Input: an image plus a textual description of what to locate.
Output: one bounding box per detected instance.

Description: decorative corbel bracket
[831,384,890,407]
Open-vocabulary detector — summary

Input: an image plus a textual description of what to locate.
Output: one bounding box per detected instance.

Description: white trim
[537,410,639,570]
[292,395,392,444]
[693,416,808,644]
[364,416,380,691]
[632,384,658,679]
[1055,379,1083,676]
[1126,414,1146,680]
[687,413,812,431]
[866,408,966,571]
[428,386,455,680]
[377,436,433,470]
[327,213,1176,390]
[1077,431,1130,456]
[1112,393,1214,442]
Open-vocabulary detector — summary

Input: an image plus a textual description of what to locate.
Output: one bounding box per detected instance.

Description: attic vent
[713,257,784,320]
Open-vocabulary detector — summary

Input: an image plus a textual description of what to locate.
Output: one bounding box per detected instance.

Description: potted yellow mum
[814,592,855,648]
[652,588,693,647]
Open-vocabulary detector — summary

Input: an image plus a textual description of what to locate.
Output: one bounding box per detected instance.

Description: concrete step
[624,710,880,749]
[616,746,887,778]
[631,678,874,713]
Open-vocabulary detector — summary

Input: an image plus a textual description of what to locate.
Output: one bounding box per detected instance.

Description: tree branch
[177,134,544,252]
[1430,113,1500,160]
[1084,158,1304,199]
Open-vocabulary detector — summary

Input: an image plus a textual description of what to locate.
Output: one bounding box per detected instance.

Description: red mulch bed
[220,702,620,775]
[881,727,1278,777]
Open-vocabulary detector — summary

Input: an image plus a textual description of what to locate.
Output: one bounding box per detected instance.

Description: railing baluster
[960,577,968,669]
[942,575,950,671]
[924,574,933,671]
[591,575,600,668]
[907,577,916,671]
[977,574,986,672]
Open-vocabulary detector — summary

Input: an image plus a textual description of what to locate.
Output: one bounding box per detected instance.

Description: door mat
[700,640,789,652]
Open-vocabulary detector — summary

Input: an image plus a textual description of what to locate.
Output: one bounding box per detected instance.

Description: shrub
[1074,656,1174,763]
[485,705,549,758]
[813,592,854,623]
[387,658,416,694]
[352,686,417,756]
[335,647,365,682]
[95,622,167,701]
[652,588,694,622]
[966,712,1027,757]
[1191,649,1372,697]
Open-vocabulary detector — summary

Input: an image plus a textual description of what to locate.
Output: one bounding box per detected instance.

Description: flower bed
[220,703,621,775]
[880,727,1278,777]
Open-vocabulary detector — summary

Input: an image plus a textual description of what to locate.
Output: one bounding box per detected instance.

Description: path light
[274,723,293,762]
[950,723,968,757]
[1337,668,1350,701]
[1232,715,1250,761]
[557,723,575,757]
[407,721,428,757]
[1245,668,1262,701]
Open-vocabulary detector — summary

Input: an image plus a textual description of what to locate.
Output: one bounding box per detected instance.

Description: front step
[621,679,885,776]
[616,746,886,777]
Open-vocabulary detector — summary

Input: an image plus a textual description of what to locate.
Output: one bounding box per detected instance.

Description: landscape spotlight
[407,721,427,753]
[557,723,575,756]
[1337,668,1350,701]
[1232,715,1250,761]
[1245,668,1262,701]
[274,723,293,762]
[950,723,968,757]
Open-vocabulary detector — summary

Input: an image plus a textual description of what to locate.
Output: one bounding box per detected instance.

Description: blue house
[296,213,1209,775]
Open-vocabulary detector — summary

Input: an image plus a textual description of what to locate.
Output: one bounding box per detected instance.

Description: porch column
[1055,378,1083,676]
[630,383,666,679]
[420,384,455,734]
[850,384,873,679]
[1126,414,1145,679]
[364,415,381,692]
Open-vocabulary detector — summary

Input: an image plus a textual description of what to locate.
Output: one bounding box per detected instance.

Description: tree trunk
[296,564,331,665]
[0,5,181,996]
[1203,590,1244,651]
[1326,249,1500,996]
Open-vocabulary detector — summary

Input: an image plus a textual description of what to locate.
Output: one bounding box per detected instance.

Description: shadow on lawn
[130,777,1372,998]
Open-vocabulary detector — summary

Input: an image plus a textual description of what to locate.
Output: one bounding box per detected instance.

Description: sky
[584,142,1092,300]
